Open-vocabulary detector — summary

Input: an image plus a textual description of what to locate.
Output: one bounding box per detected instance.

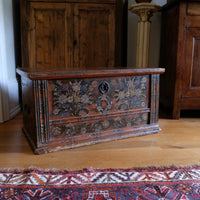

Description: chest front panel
[48,76,149,119]
[46,76,150,143]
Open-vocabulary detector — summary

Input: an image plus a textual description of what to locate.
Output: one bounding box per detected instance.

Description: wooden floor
[0,112,200,170]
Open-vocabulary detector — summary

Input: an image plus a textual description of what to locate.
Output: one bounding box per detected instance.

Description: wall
[0,0,20,123]
[127,0,167,68]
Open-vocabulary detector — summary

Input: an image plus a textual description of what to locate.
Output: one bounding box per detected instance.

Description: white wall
[127,0,167,68]
[0,0,20,123]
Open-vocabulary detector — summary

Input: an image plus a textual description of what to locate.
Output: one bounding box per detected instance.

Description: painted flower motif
[141,102,146,107]
[135,89,142,97]
[141,76,147,83]
[71,81,81,92]
[115,117,122,122]
[91,81,98,87]
[97,106,103,112]
[135,117,142,124]
[101,94,108,101]
[88,93,96,103]
[74,95,81,103]
[111,79,117,85]
[81,94,90,104]
[140,83,146,90]
[81,85,88,93]
[64,103,71,110]
[56,80,63,86]
[102,120,110,128]
[127,79,135,89]
[118,91,126,100]
[78,109,89,116]
[53,91,59,96]
[127,122,132,127]
[127,89,135,97]
[107,104,112,109]
[65,123,75,136]
[114,91,127,102]
[56,103,63,109]
[94,124,102,132]
[67,96,73,103]
[58,94,68,104]
[53,109,60,115]
[81,126,87,134]
[89,81,98,92]
[52,127,61,136]
[119,103,128,110]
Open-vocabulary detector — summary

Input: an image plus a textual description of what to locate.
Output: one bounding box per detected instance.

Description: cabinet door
[182,28,200,97]
[28,3,73,69]
[73,3,115,69]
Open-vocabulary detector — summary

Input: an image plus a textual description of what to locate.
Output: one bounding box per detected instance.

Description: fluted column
[129,3,160,68]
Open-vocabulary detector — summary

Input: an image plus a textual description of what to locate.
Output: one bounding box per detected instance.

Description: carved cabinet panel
[160,0,200,119]
[73,4,115,68]
[21,0,124,70]
[183,28,200,97]
[28,3,73,69]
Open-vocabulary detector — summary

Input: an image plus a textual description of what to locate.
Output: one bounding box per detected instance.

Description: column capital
[129,3,160,22]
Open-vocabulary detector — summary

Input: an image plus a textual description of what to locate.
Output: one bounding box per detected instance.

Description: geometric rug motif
[1,166,200,199]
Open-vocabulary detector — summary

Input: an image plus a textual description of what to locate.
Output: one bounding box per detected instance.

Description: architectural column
[129,3,160,68]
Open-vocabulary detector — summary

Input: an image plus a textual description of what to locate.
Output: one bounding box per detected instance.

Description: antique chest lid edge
[16,67,165,80]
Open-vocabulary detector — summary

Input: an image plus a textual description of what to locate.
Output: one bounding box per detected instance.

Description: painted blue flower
[64,103,71,109]
[56,103,63,109]
[81,85,88,93]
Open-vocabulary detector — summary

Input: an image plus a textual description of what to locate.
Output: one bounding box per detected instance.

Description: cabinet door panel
[28,3,73,69]
[73,4,115,69]
[182,28,200,97]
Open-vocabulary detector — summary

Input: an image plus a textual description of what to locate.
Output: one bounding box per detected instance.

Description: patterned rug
[1,166,200,200]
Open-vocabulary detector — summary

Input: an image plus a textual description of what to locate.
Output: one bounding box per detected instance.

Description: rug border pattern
[1,166,200,186]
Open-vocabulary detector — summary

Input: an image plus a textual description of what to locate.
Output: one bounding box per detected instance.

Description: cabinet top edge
[16,67,165,80]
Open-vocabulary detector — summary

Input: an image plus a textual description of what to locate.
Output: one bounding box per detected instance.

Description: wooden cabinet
[160,0,200,119]
[73,4,115,69]
[28,3,72,69]
[20,0,125,70]
[17,67,164,154]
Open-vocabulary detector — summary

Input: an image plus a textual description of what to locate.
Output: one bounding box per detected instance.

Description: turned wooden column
[129,3,160,68]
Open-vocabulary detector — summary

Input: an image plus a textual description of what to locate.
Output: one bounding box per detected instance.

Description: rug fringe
[1,164,200,173]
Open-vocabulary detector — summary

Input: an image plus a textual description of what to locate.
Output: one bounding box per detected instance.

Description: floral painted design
[48,76,149,118]
[50,113,148,139]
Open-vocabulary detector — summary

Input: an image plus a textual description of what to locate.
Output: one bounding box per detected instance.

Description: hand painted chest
[17,68,164,154]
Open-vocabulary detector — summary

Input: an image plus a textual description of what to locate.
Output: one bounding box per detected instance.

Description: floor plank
[0,113,200,170]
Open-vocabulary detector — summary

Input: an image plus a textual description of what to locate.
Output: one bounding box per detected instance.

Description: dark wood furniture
[17,67,164,154]
[160,0,200,119]
[20,0,126,70]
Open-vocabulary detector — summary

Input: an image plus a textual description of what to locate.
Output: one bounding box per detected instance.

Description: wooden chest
[17,68,164,154]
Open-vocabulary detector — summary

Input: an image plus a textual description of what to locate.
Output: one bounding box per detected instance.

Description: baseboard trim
[9,104,21,119]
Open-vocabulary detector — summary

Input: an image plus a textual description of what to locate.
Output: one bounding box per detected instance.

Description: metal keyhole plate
[98,82,110,94]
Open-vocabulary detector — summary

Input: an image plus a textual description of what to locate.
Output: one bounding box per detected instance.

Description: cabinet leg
[172,107,180,119]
